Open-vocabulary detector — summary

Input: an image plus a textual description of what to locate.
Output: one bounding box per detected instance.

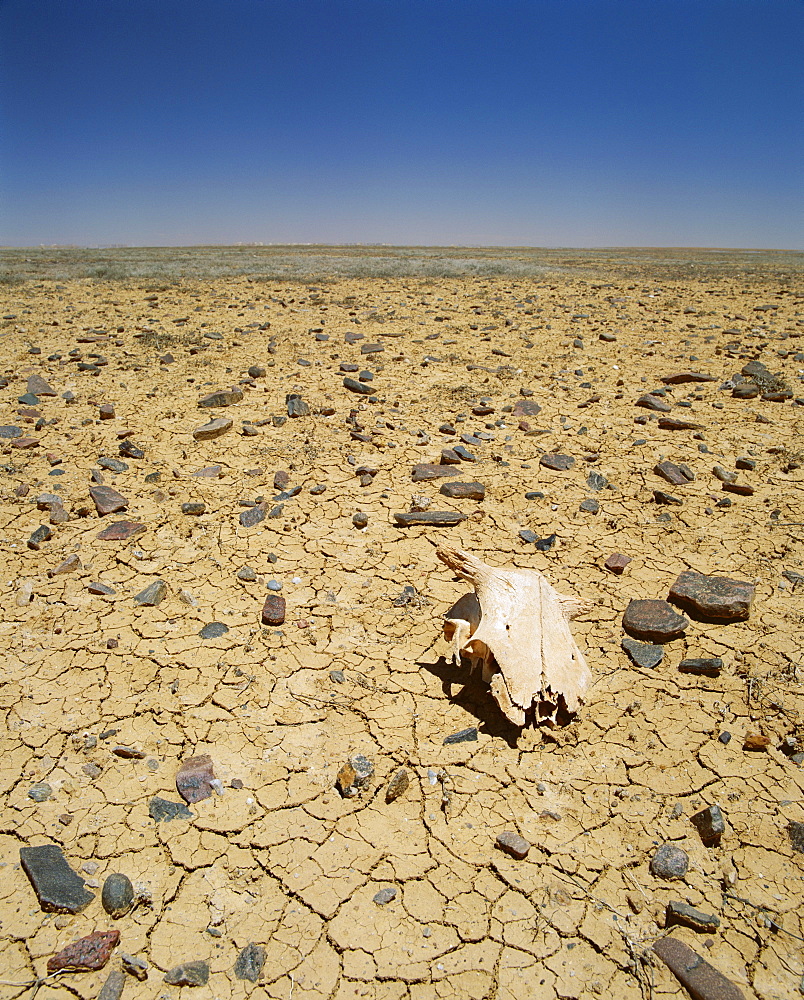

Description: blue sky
[1,0,802,248]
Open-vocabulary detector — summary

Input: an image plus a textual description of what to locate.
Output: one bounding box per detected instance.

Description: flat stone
[197,388,243,407]
[181,502,206,515]
[164,961,210,987]
[12,436,39,449]
[623,599,688,642]
[587,471,608,491]
[412,463,459,482]
[337,754,374,797]
[649,844,689,880]
[535,533,557,551]
[239,505,266,528]
[98,968,126,1000]
[118,440,145,459]
[453,445,477,462]
[655,461,694,486]
[385,768,410,803]
[28,782,53,801]
[439,482,485,500]
[667,901,721,933]
[27,373,57,396]
[622,636,664,669]
[732,381,759,399]
[361,343,384,354]
[343,376,373,395]
[27,525,52,549]
[636,393,672,412]
[102,873,134,918]
[691,804,725,846]
[496,831,531,859]
[133,580,167,606]
[679,657,723,677]
[199,622,229,639]
[90,485,128,516]
[192,465,222,477]
[605,553,631,574]
[149,796,192,822]
[652,937,746,1000]
[98,457,128,473]
[394,511,468,527]
[658,417,704,430]
[444,726,478,745]
[193,417,233,440]
[48,930,120,972]
[120,953,148,981]
[96,521,146,541]
[721,482,754,496]
[88,581,116,596]
[512,399,541,417]
[440,448,461,464]
[659,372,717,384]
[0,425,22,438]
[176,754,216,804]
[234,943,266,982]
[539,453,575,471]
[654,489,683,505]
[20,844,95,913]
[373,886,397,905]
[261,594,286,625]
[17,393,40,406]
[712,464,737,484]
[579,498,599,513]
[669,570,754,622]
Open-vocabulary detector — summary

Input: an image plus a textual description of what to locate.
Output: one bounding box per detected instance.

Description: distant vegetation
[0,244,801,285]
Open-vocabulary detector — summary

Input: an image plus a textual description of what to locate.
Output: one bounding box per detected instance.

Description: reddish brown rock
[652,937,746,1000]
[721,482,754,496]
[439,481,485,500]
[27,373,57,397]
[273,470,290,491]
[176,754,216,804]
[412,463,459,482]
[668,570,754,622]
[659,372,717,384]
[605,553,631,575]
[658,417,704,431]
[743,732,770,751]
[90,485,128,516]
[262,594,286,625]
[623,599,688,642]
[512,399,541,417]
[654,461,694,486]
[47,930,120,972]
[12,436,39,449]
[96,521,145,541]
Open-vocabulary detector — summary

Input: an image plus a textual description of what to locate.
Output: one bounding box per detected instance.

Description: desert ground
[1,245,803,1000]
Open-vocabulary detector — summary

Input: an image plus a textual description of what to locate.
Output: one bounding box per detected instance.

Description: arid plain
[1,246,804,1000]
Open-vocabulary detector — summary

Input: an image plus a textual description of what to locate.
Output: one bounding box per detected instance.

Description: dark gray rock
[540,453,575,471]
[28,782,53,802]
[621,637,663,669]
[649,843,689,880]
[788,821,804,854]
[181,502,206,515]
[623,600,688,642]
[579,498,599,513]
[120,952,148,980]
[444,726,478,745]
[133,580,167,607]
[234,942,266,982]
[237,566,257,582]
[98,968,126,1000]
[287,394,310,417]
[98,457,129,473]
[0,425,22,438]
[193,417,233,440]
[535,533,557,551]
[118,440,145,459]
[199,622,229,639]
[679,657,723,677]
[586,471,608,491]
[691,804,725,846]
[637,393,672,412]
[654,461,694,486]
[352,512,369,528]
[343,377,373,395]
[669,571,755,622]
[519,529,538,543]
[148,796,192,822]
[198,388,243,408]
[373,886,397,905]
[453,445,477,462]
[412,463,459,482]
[102,872,134,918]
[239,505,266,528]
[19,844,95,912]
[654,489,683,505]
[657,417,703,430]
[164,961,210,987]
[27,525,52,550]
[385,768,410,803]
[666,901,721,933]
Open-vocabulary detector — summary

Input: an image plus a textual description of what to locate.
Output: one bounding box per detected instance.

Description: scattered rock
[373,886,397,905]
[337,755,374,797]
[287,394,310,417]
[654,489,683,505]
[48,930,120,972]
[539,453,575,471]
[622,600,688,642]
[27,373,57,396]
[637,393,672,412]
[120,953,149,980]
[679,657,723,677]
[721,482,754,496]
[668,571,754,622]
[512,399,541,417]
[343,376,373,395]
[666,901,721,933]
[176,754,216,804]
[743,732,770,751]
[133,580,167,606]
[164,961,210,987]
[181,502,206,515]
[444,726,478,745]
[261,594,286,625]
[239,505,266,528]
[102,873,134,918]
[495,831,531,859]
[622,637,664,669]
[20,844,95,912]
[579,498,599,513]
[605,552,631,574]
[90,485,128,516]
[98,968,126,1000]
[649,844,689,880]
[352,512,369,528]
[199,622,229,639]
[412,463,459,482]
[659,371,717,384]
[652,937,746,1000]
[440,481,485,500]
[654,461,694,486]
[193,417,233,440]
[394,511,468,527]
[233,943,266,982]
[148,796,192,822]
[96,521,145,541]
[28,782,53,802]
[787,821,804,854]
[385,768,410,803]
[691,804,725,846]
[198,388,243,407]
[88,581,116,596]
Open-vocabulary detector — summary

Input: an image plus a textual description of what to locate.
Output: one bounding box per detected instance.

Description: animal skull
[438,546,592,727]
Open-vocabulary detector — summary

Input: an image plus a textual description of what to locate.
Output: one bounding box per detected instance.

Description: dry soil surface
[2,252,804,1000]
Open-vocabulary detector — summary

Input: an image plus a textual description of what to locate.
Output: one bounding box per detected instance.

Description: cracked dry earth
[2,254,804,1000]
